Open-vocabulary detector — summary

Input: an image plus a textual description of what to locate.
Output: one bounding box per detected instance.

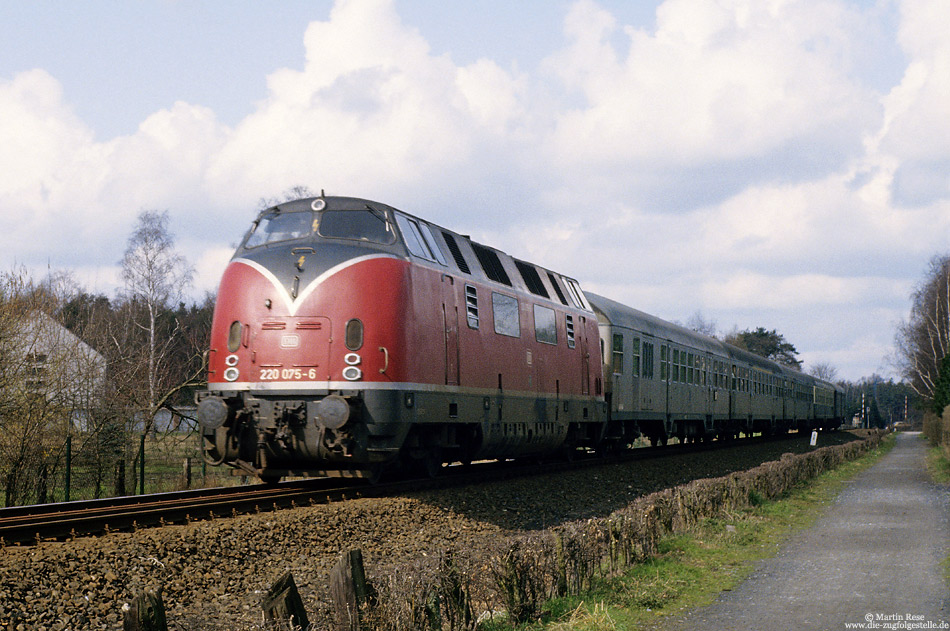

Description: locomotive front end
[197,196,413,481]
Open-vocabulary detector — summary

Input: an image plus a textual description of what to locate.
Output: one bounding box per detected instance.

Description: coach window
[534,305,557,344]
[492,293,520,337]
[660,345,669,381]
[612,333,624,374]
[642,341,654,379]
[672,348,680,382]
[687,353,695,384]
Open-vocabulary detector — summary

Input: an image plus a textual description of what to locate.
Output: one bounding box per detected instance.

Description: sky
[1,0,948,382]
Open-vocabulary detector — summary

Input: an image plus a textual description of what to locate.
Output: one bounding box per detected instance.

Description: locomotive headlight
[224,366,240,382]
[345,319,363,350]
[228,321,243,352]
[342,365,362,381]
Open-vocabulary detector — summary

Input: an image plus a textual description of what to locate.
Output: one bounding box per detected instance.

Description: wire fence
[2,427,241,508]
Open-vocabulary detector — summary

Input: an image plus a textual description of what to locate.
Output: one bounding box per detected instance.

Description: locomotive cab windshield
[243,204,396,249]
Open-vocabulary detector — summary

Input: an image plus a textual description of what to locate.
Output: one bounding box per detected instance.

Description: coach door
[728,364,736,421]
[442,275,460,386]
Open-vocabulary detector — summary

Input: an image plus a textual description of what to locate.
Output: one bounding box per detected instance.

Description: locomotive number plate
[260,368,320,381]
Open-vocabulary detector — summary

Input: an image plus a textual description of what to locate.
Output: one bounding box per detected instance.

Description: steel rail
[0,431,811,546]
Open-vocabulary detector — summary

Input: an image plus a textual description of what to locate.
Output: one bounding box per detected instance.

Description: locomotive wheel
[561,443,577,462]
[365,464,387,485]
[259,472,282,485]
[403,448,443,479]
[420,450,443,478]
[649,434,668,447]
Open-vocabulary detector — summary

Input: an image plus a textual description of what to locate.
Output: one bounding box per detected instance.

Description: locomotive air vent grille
[515,260,549,298]
[547,272,569,306]
[261,321,287,330]
[296,321,323,330]
[471,243,512,286]
[441,232,471,274]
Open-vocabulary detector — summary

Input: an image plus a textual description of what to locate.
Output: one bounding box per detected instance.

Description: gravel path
[666,431,950,631]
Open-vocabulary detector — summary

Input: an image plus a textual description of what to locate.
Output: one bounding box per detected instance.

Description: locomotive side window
[534,305,557,345]
[419,223,448,265]
[244,211,313,248]
[465,285,479,329]
[395,213,436,261]
[564,279,586,310]
[492,292,520,337]
[317,209,395,244]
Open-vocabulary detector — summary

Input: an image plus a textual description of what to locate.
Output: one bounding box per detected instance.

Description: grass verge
[925,442,950,485]
[484,432,896,631]
[922,433,950,586]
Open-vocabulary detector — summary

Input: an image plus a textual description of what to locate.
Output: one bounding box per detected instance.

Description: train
[195,195,844,482]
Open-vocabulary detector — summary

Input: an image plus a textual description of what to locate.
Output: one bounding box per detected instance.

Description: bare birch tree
[808,362,839,382]
[895,254,950,406]
[120,210,194,431]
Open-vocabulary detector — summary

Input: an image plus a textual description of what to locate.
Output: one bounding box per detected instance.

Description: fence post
[262,571,310,630]
[330,549,374,631]
[115,458,126,496]
[64,434,72,502]
[139,434,146,495]
[122,587,167,631]
[182,458,192,489]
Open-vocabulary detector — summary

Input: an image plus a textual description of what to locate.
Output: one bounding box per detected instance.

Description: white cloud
[206,0,526,207]
[0,70,99,212]
[542,0,877,180]
[192,245,236,296]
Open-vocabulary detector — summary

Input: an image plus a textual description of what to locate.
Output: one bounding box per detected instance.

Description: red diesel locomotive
[196,196,607,481]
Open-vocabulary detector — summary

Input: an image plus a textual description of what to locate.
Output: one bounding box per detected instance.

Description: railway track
[0,431,811,546]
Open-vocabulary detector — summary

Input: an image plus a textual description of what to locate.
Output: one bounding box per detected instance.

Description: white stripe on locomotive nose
[232,253,399,315]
